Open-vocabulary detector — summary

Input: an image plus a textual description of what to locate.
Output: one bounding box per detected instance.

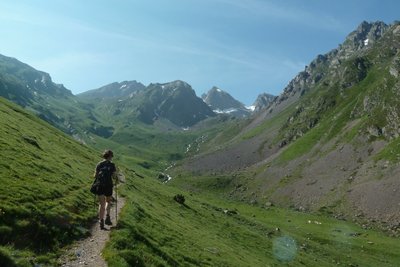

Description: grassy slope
[275,24,400,164]
[103,171,400,267]
[0,97,100,266]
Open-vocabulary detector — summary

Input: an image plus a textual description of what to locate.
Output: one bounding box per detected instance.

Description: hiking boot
[105,215,112,226]
[99,219,105,230]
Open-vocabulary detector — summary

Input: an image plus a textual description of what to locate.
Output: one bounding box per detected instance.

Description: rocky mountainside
[78,80,216,127]
[262,21,390,122]
[177,21,400,230]
[202,86,251,117]
[252,93,276,112]
[0,54,72,106]
[0,54,107,138]
[137,81,216,127]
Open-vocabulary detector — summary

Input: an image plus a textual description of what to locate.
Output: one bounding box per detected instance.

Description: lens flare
[273,235,298,262]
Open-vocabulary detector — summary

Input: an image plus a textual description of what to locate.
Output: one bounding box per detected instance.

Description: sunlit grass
[0,97,100,265]
[104,172,400,266]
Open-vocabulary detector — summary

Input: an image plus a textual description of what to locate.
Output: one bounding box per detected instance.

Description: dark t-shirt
[95,160,116,186]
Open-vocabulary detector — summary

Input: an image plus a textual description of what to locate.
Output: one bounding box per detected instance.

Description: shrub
[173,194,185,205]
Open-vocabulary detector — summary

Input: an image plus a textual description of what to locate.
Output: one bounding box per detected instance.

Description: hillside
[0,54,111,139]
[0,97,100,266]
[174,21,400,230]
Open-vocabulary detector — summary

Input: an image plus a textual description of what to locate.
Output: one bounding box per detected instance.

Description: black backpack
[90,161,113,194]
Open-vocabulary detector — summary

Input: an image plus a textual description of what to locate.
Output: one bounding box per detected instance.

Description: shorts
[98,185,113,197]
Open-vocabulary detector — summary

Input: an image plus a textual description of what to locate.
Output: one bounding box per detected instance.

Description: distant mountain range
[0,53,275,132]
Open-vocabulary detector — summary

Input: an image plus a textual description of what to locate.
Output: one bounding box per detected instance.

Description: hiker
[93,149,117,230]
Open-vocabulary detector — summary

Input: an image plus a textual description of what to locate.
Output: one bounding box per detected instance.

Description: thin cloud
[211,0,345,32]
[30,52,108,75]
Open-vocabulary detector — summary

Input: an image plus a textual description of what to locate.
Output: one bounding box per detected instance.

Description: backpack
[90,171,105,195]
[90,161,114,195]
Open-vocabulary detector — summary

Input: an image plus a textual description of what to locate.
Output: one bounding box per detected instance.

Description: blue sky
[0,0,399,104]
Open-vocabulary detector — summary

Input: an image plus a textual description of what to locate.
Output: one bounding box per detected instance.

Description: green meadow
[104,171,400,267]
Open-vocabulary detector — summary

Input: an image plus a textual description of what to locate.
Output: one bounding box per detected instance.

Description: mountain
[201,86,251,117]
[0,54,110,138]
[252,93,276,112]
[174,21,400,230]
[77,80,146,99]
[79,80,216,128]
[0,54,72,106]
[137,81,216,127]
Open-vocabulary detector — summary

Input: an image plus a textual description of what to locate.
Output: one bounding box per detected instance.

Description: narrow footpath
[58,171,126,266]
[58,196,125,267]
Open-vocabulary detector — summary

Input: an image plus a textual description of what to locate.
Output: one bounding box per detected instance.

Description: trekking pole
[115,176,118,222]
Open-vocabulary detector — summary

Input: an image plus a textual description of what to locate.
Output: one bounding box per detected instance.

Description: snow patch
[216,88,222,93]
[246,105,256,111]
[364,39,369,46]
[214,108,239,114]
[120,84,127,89]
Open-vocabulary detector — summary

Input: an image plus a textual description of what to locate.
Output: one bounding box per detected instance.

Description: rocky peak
[168,80,191,88]
[154,80,192,93]
[137,81,215,127]
[201,86,252,118]
[253,93,276,112]
[202,86,244,110]
[341,21,389,56]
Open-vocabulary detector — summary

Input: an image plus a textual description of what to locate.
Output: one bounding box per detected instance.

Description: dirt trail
[59,172,126,267]
[58,196,125,267]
